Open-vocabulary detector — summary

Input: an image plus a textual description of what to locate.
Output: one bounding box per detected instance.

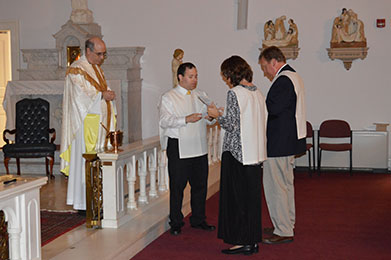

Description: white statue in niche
[70,0,93,24]
[330,8,366,47]
[262,16,299,48]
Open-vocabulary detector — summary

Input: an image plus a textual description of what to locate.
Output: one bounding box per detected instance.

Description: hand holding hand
[207,103,223,118]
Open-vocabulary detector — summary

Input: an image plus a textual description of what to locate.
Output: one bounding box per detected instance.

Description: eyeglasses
[93,51,107,58]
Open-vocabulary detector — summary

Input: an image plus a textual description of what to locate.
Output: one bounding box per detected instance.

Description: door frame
[0,20,20,80]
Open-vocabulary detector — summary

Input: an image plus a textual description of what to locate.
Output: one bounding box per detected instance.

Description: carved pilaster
[128,77,142,142]
[102,47,145,143]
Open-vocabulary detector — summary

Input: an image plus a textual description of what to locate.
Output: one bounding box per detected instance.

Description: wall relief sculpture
[260,16,300,60]
[327,8,369,70]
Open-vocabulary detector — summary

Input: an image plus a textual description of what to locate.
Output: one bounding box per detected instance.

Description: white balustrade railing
[97,125,221,229]
[0,176,47,260]
[207,122,221,164]
[98,136,165,228]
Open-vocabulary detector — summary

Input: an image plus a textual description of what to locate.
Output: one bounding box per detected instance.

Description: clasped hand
[102,90,116,101]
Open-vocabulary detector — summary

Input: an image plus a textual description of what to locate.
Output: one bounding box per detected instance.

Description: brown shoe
[262,234,293,245]
[263,227,274,236]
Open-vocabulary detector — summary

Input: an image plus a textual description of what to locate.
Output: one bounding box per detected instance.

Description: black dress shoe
[170,226,181,236]
[221,244,259,255]
[191,221,216,231]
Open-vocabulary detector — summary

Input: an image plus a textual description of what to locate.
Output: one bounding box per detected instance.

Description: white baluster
[126,156,137,209]
[117,166,125,212]
[158,150,168,192]
[217,125,221,161]
[138,151,148,204]
[148,148,158,198]
[213,125,220,162]
[165,161,169,190]
[8,228,21,260]
[207,126,213,164]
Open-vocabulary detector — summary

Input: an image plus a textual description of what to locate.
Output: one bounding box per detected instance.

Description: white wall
[1,0,391,140]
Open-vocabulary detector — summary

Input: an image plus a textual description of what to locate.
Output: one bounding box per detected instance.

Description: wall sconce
[376,19,385,28]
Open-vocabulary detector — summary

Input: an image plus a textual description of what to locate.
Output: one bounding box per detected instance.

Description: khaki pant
[263,156,295,237]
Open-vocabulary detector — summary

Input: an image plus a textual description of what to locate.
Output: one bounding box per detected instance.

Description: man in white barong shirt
[258,46,306,244]
[60,37,116,210]
[159,62,216,236]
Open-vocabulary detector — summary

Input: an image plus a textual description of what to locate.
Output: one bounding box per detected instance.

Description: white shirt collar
[275,63,288,78]
[176,85,191,95]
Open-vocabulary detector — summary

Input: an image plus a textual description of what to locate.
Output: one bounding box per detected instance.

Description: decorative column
[148,148,158,198]
[126,156,137,210]
[102,47,145,143]
[158,150,168,192]
[137,151,148,204]
[7,228,21,260]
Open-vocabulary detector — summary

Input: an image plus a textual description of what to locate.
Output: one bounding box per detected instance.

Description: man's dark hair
[177,62,196,81]
[220,55,253,87]
[85,39,95,52]
[258,46,286,63]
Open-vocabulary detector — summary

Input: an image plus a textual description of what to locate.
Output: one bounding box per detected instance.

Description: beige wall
[0,0,390,139]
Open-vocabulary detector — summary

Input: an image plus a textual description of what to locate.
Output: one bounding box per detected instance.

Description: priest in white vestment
[60,37,116,210]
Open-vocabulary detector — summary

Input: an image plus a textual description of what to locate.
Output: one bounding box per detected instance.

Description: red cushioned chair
[306,121,316,175]
[317,119,352,175]
[295,121,316,176]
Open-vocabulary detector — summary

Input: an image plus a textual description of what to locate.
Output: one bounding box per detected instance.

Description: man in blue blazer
[258,46,307,244]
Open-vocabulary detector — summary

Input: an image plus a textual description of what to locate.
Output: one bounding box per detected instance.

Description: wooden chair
[2,98,56,178]
[305,121,316,175]
[295,121,316,175]
[317,119,352,175]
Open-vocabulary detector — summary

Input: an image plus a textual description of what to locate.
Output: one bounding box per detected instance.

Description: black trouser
[166,138,209,228]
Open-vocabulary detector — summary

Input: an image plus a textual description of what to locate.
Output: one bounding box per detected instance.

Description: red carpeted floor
[133,171,391,259]
[41,210,86,246]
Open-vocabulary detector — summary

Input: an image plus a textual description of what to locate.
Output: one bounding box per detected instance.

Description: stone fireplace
[1,1,144,175]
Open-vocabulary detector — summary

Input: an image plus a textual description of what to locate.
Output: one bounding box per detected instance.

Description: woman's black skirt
[217,151,263,245]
